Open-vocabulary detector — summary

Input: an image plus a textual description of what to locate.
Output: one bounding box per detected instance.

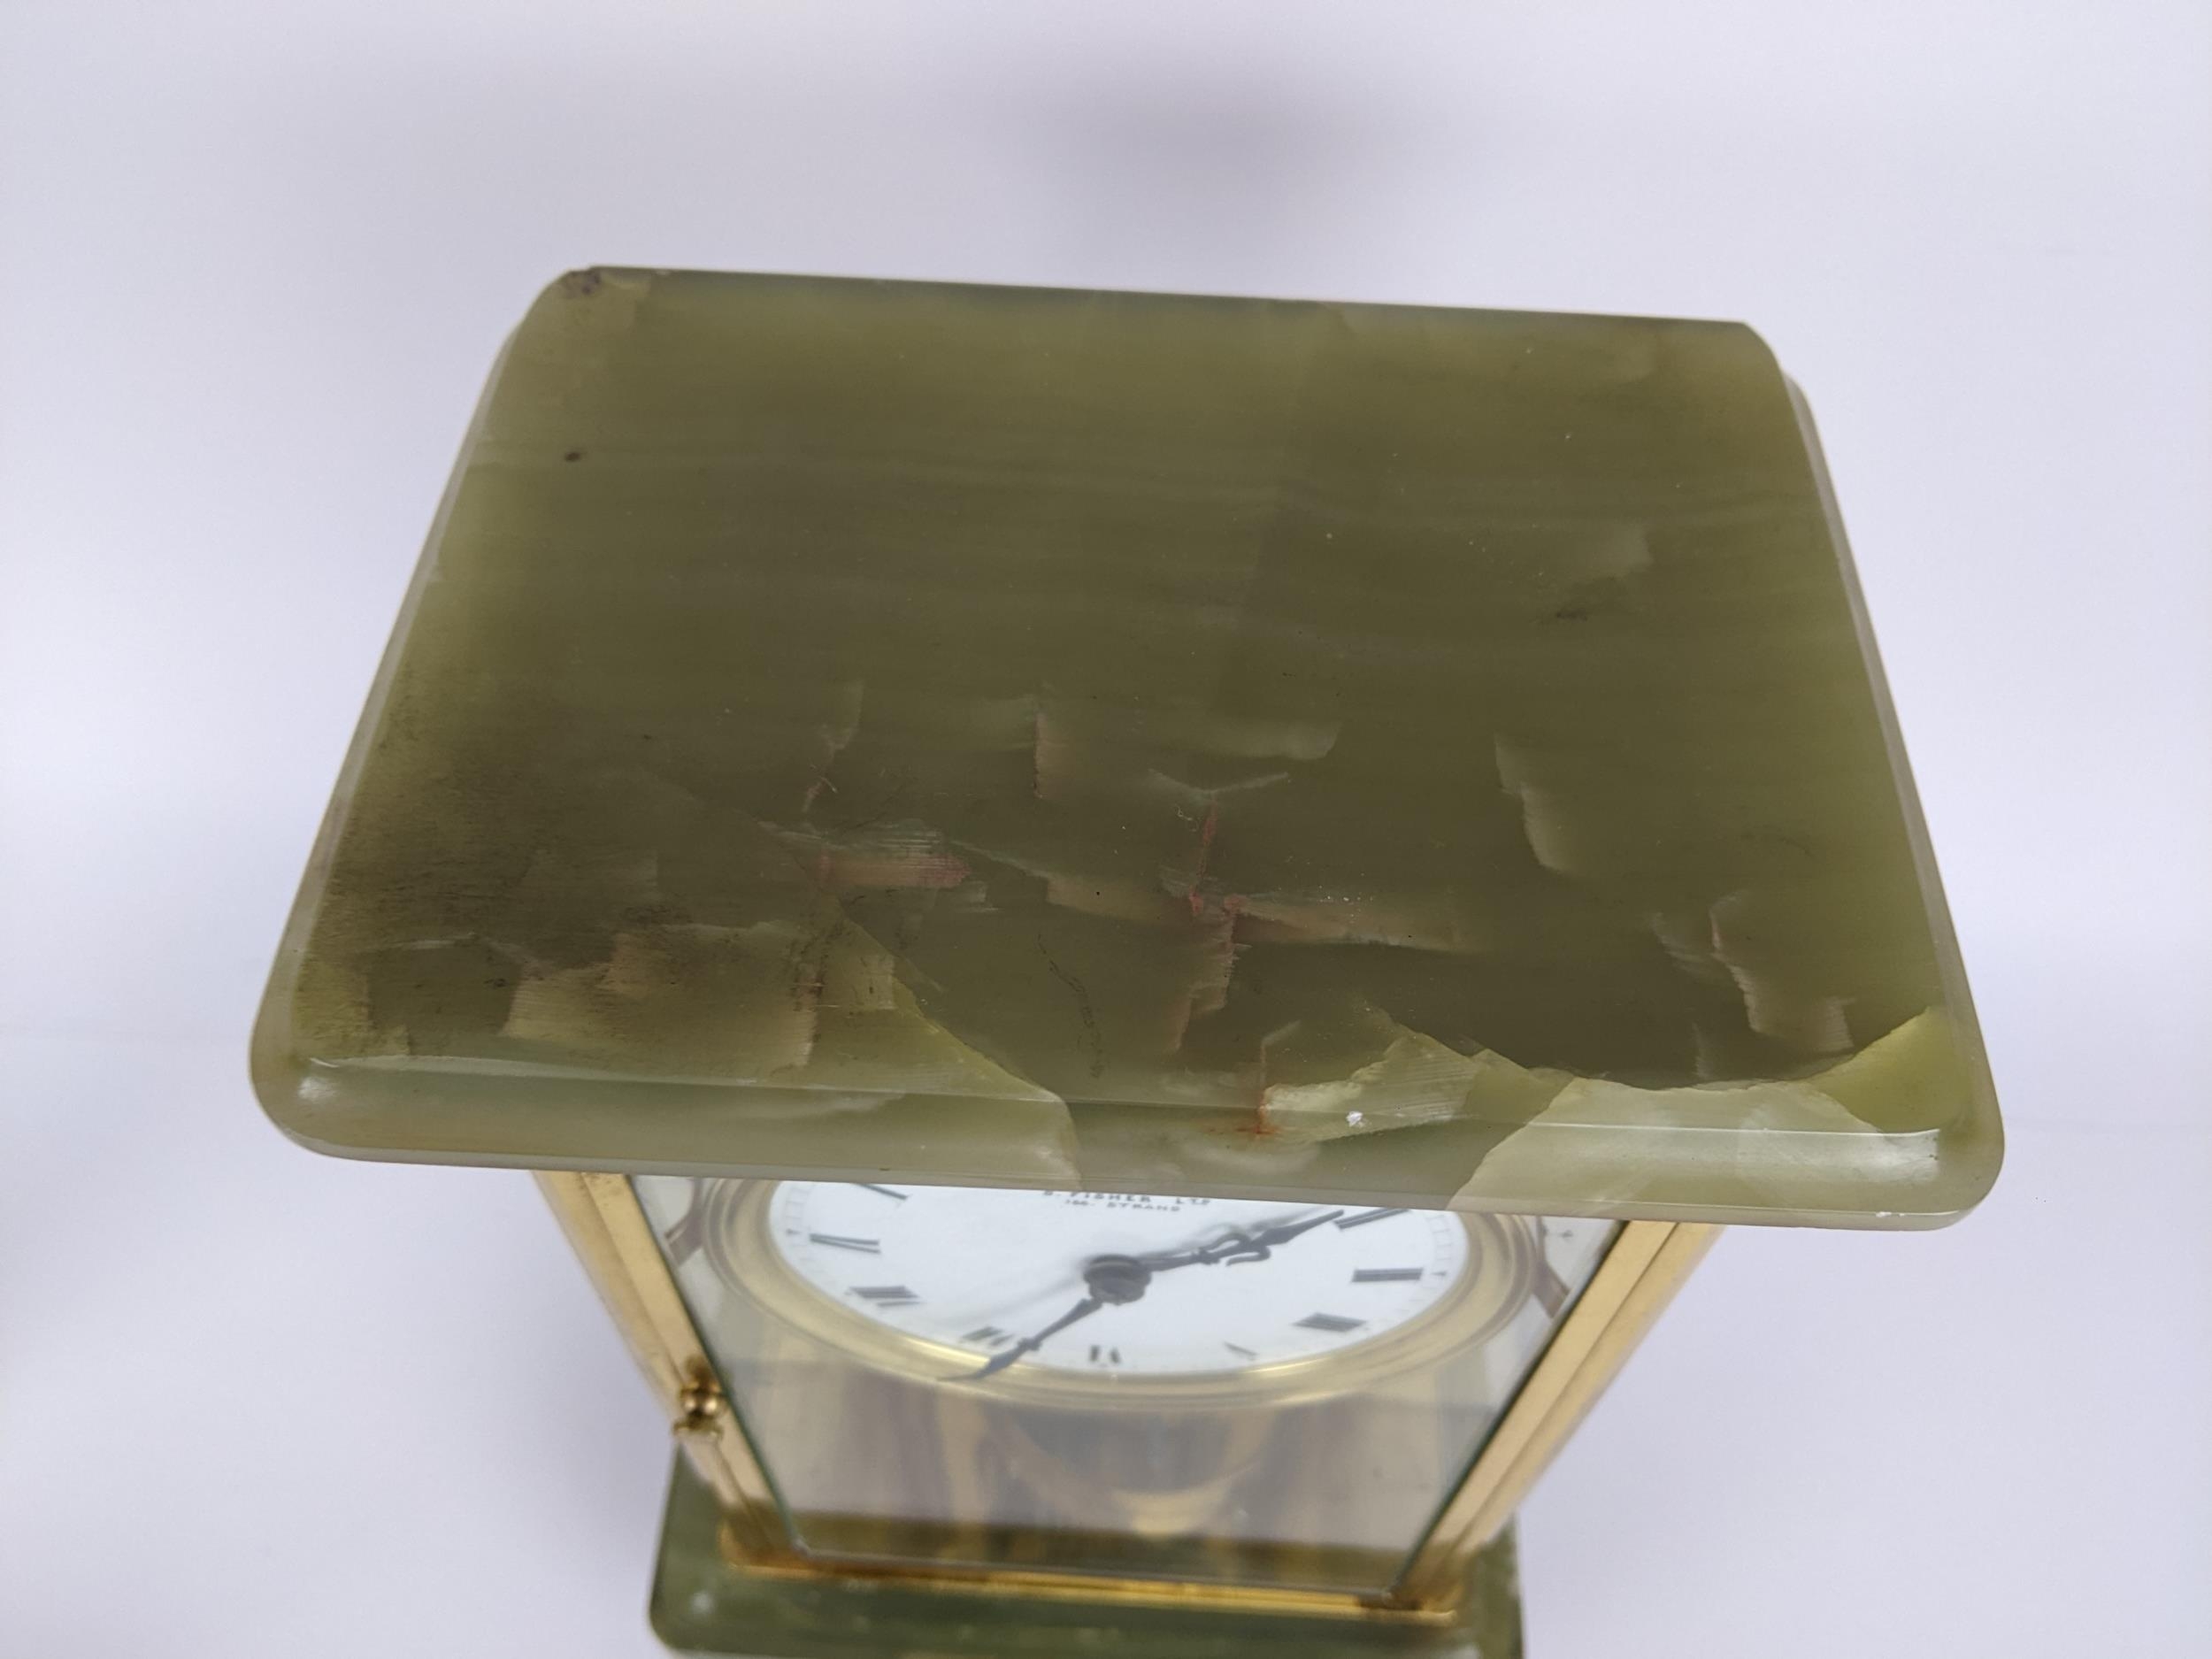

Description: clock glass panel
[635,1175,1615,1595]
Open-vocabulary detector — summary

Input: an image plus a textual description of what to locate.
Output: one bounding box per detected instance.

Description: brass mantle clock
[252,269,2001,1657]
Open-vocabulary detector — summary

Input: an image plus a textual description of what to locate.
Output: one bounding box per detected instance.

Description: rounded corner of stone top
[247,1007,359,1157]
[249,1069,399,1166]
[1882,1118,2005,1233]
[524,265,659,312]
[1939,1120,2006,1222]
[1715,318,1793,383]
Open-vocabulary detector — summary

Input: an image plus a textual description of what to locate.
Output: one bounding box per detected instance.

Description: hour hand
[964,1292,1103,1379]
[959,1254,1152,1379]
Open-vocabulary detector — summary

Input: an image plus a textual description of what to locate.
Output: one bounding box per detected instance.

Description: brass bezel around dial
[702,1179,1541,1410]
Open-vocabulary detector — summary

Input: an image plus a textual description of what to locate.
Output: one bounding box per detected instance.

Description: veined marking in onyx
[853,1184,908,1202]
[1351,1267,1424,1283]
[1038,937,1105,1079]
[1335,1208,1407,1230]
[1294,1313,1365,1333]
[854,1285,921,1305]
[1225,1342,1260,1361]
[809,1233,881,1253]
[964,1325,1012,1348]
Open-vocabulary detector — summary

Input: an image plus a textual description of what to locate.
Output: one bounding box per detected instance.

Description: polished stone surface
[254,268,2000,1226]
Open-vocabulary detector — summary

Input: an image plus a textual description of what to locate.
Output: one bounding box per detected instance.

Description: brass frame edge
[713,1518,1460,1626]
[1394,1219,1719,1606]
[547,1173,1453,1623]
[535,1171,787,1555]
[543,1171,1709,1622]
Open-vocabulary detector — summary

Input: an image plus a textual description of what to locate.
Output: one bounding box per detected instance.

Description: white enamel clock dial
[764,1182,1471,1379]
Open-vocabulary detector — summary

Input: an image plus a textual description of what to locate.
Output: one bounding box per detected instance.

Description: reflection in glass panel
[634,1176,1612,1595]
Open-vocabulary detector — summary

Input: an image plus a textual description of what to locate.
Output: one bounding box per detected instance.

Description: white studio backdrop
[2,4,2208,1656]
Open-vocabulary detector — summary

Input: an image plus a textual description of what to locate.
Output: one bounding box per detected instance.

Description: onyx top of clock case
[252,267,2001,1230]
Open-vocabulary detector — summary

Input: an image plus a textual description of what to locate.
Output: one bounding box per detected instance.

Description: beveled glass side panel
[632,1175,1612,1594]
[253,267,2001,1226]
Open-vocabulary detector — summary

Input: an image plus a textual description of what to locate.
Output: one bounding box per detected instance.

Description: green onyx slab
[252,268,2001,1228]
[646,1454,1524,1659]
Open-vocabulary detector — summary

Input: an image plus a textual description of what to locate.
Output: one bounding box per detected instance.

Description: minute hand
[1135,1209,1346,1273]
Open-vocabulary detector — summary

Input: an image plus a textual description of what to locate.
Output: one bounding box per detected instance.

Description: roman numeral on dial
[808,1233,881,1252]
[852,1285,920,1306]
[1351,1267,1425,1283]
[964,1325,1012,1348]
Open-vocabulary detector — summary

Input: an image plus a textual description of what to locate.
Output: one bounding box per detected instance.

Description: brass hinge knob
[673,1365,727,1438]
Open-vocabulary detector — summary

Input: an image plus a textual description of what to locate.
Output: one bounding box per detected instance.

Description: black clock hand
[958,1212,1345,1379]
[1226,1207,1347,1259]
[964,1292,1103,1379]
[1135,1209,1346,1273]
[961,1253,1152,1379]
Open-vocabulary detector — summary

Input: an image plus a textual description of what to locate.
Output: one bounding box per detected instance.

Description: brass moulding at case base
[649,1454,1525,1659]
